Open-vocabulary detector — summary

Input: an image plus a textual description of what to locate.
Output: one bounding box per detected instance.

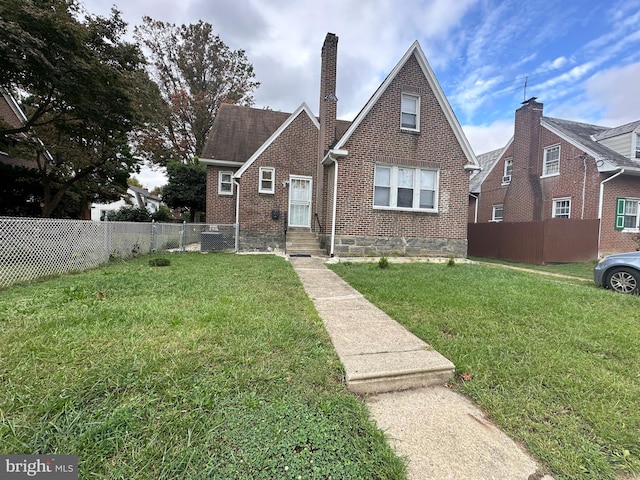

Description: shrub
[378,256,389,269]
[149,258,171,267]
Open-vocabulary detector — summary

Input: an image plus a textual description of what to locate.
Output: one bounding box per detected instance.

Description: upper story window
[492,204,504,222]
[374,164,438,212]
[259,167,275,194]
[552,198,571,218]
[616,198,640,230]
[219,171,233,195]
[401,93,420,131]
[502,158,513,184]
[635,133,640,159]
[543,145,560,177]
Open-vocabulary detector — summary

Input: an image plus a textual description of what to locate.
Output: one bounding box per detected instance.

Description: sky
[80,0,640,189]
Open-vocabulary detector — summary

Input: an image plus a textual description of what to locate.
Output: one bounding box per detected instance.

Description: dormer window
[502,158,513,184]
[635,133,640,159]
[401,93,420,131]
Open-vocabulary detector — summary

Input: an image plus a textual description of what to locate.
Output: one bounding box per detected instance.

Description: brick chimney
[318,33,338,158]
[503,98,544,222]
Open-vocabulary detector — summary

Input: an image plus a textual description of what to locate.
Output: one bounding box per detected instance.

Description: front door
[288,176,312,227]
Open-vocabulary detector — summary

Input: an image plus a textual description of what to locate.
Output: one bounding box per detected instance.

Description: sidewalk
[289,255,553,480]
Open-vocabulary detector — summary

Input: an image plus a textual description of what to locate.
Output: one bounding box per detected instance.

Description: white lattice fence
[0,218,235,289]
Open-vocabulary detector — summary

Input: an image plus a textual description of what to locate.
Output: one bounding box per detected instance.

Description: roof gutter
[597,169,624,257]
[324,148,348,256]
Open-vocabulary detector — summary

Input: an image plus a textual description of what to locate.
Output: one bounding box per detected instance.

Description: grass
[0,253,405,479]
[469,256,597,280]
[329,261,640,480]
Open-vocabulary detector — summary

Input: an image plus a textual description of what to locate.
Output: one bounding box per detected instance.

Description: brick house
[469,98,640,256]
[201,33,479,256]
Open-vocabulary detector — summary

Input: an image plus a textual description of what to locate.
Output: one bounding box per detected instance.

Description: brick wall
[477,144,513,222]
[205,165,238,224]
[332,53,470,257]
[600,176,640,254]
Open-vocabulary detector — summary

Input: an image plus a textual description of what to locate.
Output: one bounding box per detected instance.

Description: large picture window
[374,164,438,212]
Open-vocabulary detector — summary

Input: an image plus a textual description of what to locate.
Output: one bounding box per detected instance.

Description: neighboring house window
[543,145,560,176]
[373,164,438,211]
[401,93,420,131]
[219,171,233,195]
[259,167,275,194]
[502,158,513,184]
[636,133,640,159]
[552,198,571,218]
[615,198,640,230]
[492,205,503,222]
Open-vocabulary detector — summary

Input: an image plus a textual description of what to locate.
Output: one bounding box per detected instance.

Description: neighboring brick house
[201,33,479,256]
[470,98,640,255]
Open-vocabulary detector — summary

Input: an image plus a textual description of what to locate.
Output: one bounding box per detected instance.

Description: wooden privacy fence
[467,219,600,265]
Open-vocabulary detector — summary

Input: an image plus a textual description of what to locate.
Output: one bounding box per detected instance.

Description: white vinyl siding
[400,93,419,131]
[543,145,560,176]
[219,171,233,195]
[374,164,438,212]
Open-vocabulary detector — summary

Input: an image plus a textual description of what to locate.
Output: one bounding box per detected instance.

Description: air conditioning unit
[502,175,511,183]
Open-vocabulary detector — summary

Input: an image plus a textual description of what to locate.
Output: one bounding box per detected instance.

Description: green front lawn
[330,261,640,480]
[0,254,405,479]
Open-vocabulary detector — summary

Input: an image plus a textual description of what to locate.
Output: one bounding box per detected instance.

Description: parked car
[594,251,640,294]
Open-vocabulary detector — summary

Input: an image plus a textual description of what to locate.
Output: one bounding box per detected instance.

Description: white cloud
[584,61,640,126]
[462,119,513,155]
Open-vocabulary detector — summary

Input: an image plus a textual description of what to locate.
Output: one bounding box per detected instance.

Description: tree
[161,162,206,222]
[0,0,163,217]
[134,18,260,164]
[105,205,151,222]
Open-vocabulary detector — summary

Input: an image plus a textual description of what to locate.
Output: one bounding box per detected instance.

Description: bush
[149,258,171,267]
[378,256,389,269]
[105,206,151,222]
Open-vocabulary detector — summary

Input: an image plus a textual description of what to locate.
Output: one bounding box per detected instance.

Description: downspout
[330,157,338,257]
[581,156,587,219]
[469,193,479,223]
[233,179,240,253]
[597,168,624,257]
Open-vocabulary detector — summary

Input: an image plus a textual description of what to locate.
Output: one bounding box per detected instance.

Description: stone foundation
[238,231,285,253]
[330,235,467,257]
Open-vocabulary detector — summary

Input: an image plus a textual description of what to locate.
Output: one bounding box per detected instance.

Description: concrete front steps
[286,228,326,257]
[289,256,455,394]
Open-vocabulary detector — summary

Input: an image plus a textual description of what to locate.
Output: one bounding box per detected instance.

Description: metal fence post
[181,221,186,252]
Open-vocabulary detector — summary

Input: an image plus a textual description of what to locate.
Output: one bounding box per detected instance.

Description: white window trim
[620,198,640,232]
[491,204,504,222]
[542,144,560,177]
[502,158,513,184]
[373,164,439,213]
[218,171,233,196]
[259,167,275,194]
[400,93,420,132]
[552,197,571,218]
[635,133,640,159]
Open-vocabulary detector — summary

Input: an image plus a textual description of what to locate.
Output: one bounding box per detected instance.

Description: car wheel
[606,267,640,294]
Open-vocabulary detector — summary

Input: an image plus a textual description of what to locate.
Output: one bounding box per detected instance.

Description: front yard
[330,260,640,480]
[0,254,404,479]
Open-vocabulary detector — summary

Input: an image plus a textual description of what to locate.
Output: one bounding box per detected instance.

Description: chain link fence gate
[0,217,235,289]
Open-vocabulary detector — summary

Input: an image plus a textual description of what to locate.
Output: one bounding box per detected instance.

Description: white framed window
[401,93,420,131]
[492,204,504,222]
[616,198,640,230]
[502,158,513,184]
[373,164,438,212]
[219,171,233,195]
[635,133,640,159]
[552,198,571,218]
[259,167,275,194]
[543,145,560,176]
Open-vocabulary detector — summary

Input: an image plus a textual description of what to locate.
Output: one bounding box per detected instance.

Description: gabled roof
[200,104,292,164]
[235,103,319,178]
[333,41,478,169]
[592,119,640,141]
[0,88,27,129]
[129,185,160,203]
[470,143,511,193]
[541,117,638,171]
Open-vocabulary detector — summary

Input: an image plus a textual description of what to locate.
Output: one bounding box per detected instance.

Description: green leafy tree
[134,17,260,165]
[0,0,163,217]
[105,205,151,222]
[161,162,206,222]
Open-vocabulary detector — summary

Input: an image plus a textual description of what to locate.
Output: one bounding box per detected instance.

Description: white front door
[288,176,312,227]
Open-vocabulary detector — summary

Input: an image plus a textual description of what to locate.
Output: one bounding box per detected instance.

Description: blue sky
[82,0,640,188]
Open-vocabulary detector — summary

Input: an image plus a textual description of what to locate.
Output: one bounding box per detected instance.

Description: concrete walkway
[289,255,553,480]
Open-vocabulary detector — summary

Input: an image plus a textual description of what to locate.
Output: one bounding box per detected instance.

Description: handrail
[314,213,322,234]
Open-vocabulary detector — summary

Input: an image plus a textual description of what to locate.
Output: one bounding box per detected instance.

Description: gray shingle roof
[592,119,640,141]
[470,147,504,193]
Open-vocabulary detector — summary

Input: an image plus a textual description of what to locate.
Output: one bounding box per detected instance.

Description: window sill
[373,206,438,214]
[258,190,275,195]
[501,182,511,186]
[540,172,559,179]
[400,127,420,134]
[622,228,640,233]
[218,192,233,196]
